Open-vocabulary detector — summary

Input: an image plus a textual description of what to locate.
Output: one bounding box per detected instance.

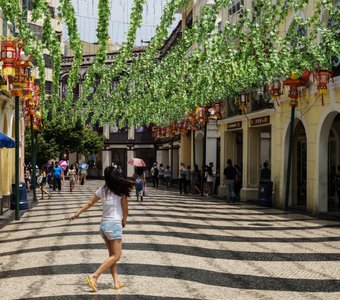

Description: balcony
[223,89,273,118]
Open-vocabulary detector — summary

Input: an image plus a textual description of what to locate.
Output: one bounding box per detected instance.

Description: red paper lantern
[314,70,332,106]
[1,40,17,79]
[283,70,310,107]
[271,79,282,103]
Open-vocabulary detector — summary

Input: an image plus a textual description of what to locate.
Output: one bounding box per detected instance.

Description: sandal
[85,274,97,292]
[113,283,125,290]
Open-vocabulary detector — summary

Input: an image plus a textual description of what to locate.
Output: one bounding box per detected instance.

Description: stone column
[102,150,111,177]
[127,147,134,177]
[218,123,226,197]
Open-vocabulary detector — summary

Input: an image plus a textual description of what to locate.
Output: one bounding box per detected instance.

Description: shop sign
[250,116,270,126]
[227,121,242,130]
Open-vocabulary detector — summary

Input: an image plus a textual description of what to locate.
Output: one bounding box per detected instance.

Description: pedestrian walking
[164,165,171,188]
[179,163,188,195]
[204,162,214,196]
[151,162,159,188]
[134,167,146,201]
[38,166,51,200]
[69,166,133,291]
[192,164,201,194]
[79,163,89,185]
[24,167,31,193]
[224,159,236,202]
[68,164,76,192]
[53,162,63,192]
[159,163,165,185]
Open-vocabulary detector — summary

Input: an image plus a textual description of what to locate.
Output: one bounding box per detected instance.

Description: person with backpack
[179,163,188,195]
[151,162,159,188]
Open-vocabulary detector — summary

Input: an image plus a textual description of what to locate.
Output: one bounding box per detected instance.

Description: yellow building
[179,0,340,215]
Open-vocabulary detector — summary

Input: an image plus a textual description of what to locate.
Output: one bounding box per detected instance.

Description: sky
[64,0,181,46]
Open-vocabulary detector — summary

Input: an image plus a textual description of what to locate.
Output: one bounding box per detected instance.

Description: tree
[25,117,104,166]
[77,127,104,157]
[24,130,59,166]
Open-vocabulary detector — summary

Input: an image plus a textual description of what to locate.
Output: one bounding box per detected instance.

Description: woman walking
[68,164,76,192]
[38,166,51,200]
[69,166,133,291]
[134,167,146,201]
[164,165,171,188]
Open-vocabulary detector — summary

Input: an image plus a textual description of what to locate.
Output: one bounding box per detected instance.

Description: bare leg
[103,238,123,288]
[89,239,122,288]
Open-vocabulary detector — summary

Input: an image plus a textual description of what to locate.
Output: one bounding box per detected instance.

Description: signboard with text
[227,121,242,130]
[250,116,270,127]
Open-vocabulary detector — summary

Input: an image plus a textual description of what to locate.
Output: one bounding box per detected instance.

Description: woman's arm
[121,196,129,228]
[69,194,100,221]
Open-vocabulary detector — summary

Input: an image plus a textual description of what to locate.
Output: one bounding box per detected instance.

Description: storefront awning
[0,132,15,148]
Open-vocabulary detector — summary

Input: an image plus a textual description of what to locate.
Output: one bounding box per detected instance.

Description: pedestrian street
[1,180,340,300]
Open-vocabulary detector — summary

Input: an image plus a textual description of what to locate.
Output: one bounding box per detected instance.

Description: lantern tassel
[321,94,324,106]
[275,99,280,106]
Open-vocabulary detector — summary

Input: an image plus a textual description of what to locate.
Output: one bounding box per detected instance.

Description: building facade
[179,0,340,215]
[60,44,157,178]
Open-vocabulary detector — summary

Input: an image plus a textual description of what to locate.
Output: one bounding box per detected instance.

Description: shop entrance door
[296,140,307,206]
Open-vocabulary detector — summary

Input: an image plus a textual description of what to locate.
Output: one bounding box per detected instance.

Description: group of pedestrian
[178,162,216,196]
[150,162,172,188]
[223,159,240,203]
[23,160,89,198]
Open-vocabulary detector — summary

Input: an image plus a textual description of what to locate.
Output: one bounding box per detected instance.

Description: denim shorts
[99,219,122,240]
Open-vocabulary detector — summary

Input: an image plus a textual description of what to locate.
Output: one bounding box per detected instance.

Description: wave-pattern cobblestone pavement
[1,180,340,300]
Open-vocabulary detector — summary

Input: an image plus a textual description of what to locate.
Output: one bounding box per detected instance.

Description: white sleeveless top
[95,186,123,221]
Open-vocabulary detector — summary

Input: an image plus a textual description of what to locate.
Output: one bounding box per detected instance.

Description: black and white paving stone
[0,180,340,299]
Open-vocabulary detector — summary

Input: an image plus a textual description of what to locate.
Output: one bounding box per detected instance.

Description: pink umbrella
[58,160,68,170]
[128,158,146,167]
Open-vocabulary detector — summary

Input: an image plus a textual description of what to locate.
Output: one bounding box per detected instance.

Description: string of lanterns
[235,68,333,110]
[1,38,43,133]
[152,102,222,141]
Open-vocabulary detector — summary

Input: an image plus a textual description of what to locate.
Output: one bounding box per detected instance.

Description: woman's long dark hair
[104,166,134,197]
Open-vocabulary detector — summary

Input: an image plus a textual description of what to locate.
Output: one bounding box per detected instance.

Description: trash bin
[257,180,273,207]
[10,182,28,210]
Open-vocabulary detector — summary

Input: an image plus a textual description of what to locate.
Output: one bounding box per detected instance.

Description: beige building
[0,1,63,213]
[179,0,340,215]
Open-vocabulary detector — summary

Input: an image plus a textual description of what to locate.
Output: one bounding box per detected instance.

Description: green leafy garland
[1,0,339,128]
[59,0,83,121]
[31,0,62,119]
[95,0,339,127]
[91,0,189,125]
[78,0,147,124]
[74,0,111,123]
